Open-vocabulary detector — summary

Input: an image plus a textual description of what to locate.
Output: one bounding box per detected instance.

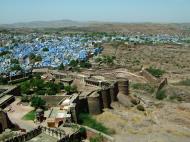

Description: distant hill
[0,20,190,35]
[0,20,89,28]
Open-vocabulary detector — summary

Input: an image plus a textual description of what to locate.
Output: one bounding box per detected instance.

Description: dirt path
[5,98,37,131]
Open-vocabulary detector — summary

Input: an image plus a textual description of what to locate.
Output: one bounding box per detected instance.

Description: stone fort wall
[4,126,68,142]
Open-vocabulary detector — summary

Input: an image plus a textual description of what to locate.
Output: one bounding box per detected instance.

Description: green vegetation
[29,53,42,63]
[20,80,31,94]
[79,113,113,135]
[31,96,46,109]
[137,104,145,111]
[20,77,62,95]
[11,59,19,64]
[0,51,10,56]
[69,60,91,69]
[42,47,49,52]
[131,83,155,93]
[90,134,104,142]
[156,89,167,100]
[64,85,77,95]
[22,110,35,120]
[146,66,165,78]
[58,63,65,70]
[69,60,78,67]
[10,64,22,71]
[95,55,115,65]
[0,76,8,85]
[21,95,30,103]
[80,61,92,68]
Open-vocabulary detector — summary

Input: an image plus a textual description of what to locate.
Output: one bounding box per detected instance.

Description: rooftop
[27,133,58,142]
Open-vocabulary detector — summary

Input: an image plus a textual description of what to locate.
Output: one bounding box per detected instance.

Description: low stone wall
[4,126,68,142]
[4,126,42,142]
[41,95,67,107]
[41,126,67,140]
[157,78,168,92]
[85,79,101,87]
[140,69,159,84]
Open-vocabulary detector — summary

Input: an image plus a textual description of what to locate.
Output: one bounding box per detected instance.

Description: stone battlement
[4,126,68,142]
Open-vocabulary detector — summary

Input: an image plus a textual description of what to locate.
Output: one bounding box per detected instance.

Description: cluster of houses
[0,32,187,77]
[112,34,183,45]
[0,34,103,76]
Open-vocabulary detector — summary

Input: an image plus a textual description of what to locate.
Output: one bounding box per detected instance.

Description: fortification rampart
[4,126,68,142]
[32,69,129,115]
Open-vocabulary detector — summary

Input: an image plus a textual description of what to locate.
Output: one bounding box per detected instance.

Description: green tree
[80,61,92,68]
[58,63,65,70]
[31,78,45,91]
[0,76,8,85]
[35,55,42,62]
[64,85,77,95]
[10,64,22,71]
[21,95,30,103]
[31,96,46,109]
[42,47,49,52]
[21,81,31,95]
[29,53,36,60]
[146,66,165,78]
[156,89,166,100]
[11,59,19,64]
[69,60,78,67]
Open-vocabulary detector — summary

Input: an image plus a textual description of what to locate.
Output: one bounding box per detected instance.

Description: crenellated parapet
[3,126,69,142]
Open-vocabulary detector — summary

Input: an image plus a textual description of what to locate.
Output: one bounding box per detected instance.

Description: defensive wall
[0,85,20,109]
[4,126,69,142]
[32,68,130,115]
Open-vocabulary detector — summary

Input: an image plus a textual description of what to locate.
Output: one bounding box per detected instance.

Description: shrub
[29,53,42,63]
[0,51,10,56]
[137,104,145,111]
[95,57,102,63]
[11,59,19,64]
[36,90,46,96]
[79,127,86,138]
[21,95,30,103]
[0,76,8,85]
[64,85,77,95]
[79,113,112,135]
[80,61,92,68]
[10,64,22,71]
[156,89,166,100]
[131,83,155,93]
[146,66,165,78]
[90,134,104,142]
[21,81,31,95]
[31,96,46,109]
[69,60,78,67]
[58,63,65,70]
[102,55,115,65]
[42,47,49,52]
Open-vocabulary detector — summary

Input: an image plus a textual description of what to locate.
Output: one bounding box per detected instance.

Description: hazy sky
[0,0,190,24]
